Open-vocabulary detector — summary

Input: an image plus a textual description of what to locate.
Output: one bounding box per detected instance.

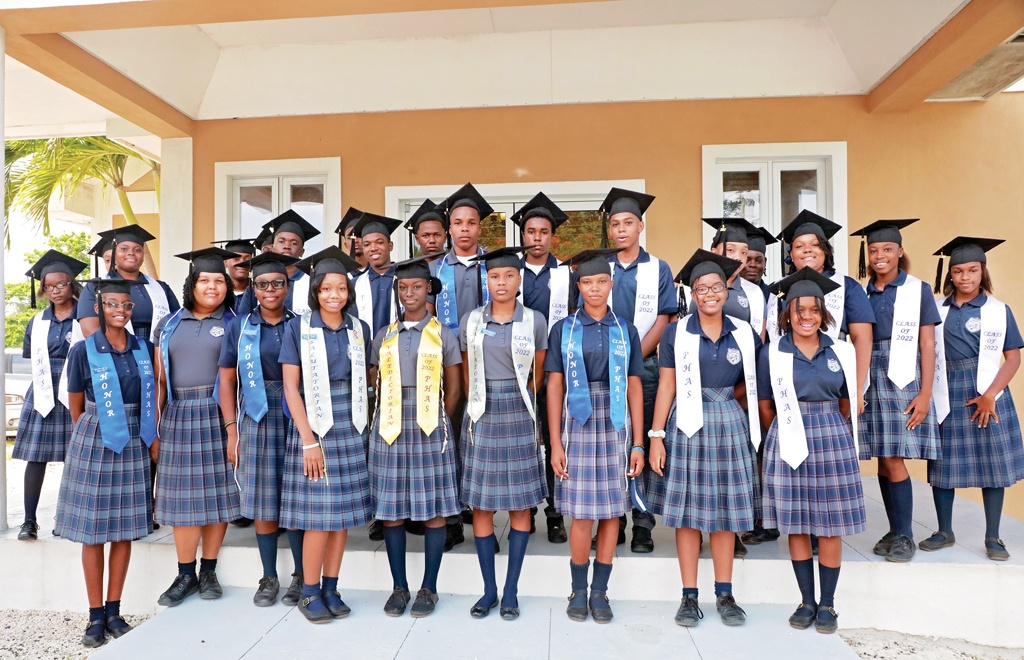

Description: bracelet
[302,443,320,451]
[223,420,237,428]
[647,429,666,439]
[630,446,646,455]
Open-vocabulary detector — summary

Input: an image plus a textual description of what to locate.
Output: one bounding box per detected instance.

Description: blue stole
[436,251,489,330]
[85,333,157,453]
[237,309,291,422]
[561,311,630,431]
[160,307,234,403]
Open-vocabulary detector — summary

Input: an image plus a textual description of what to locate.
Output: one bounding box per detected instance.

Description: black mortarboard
[851,218,918,280]
[442,183,494,219]
[769,266,841,304]
[334,207,364,236]
[703,217,759,248]
[99,224,156,246]
[599,188,655,220]
[175,247,236,275]
[674,249,742,288]
[88,237,112,257]
[392,254,444,299]
[561,248,623,278]
[84,277,149,296]
[510,193,569,233]
[405,200,447,234]
[293,246,361,277]
[254,227,274,250]
[263,209,321,243]
[931,236,1005,293]
[211,238,256,255]
[352,212,402,239]
[26,250,88,308]
[470,246,528,270]
[746,226,778,255]
[242,252,301,278]
[778,210,842,244]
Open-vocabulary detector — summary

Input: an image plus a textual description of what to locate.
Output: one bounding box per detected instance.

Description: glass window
[779,170,818,224]
[550,210,603,261]
[238,184,274,237]
[722,170,761,222]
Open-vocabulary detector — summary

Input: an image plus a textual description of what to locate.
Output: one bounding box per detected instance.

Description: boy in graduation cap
[405,200,449,261]
[700,218,767,341]
[511,192,573,543]
[77,225,180,343]
[335,207,369,271]
[211,238,257,304]
[237,210,322,316]
[597,188,675,553]
[742,226,777,301]
[350,212,403,338]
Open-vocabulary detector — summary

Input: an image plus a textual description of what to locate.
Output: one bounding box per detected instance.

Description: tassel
[476,264,484,306]
[93,255,100,278]
[30,277,37,309]
[392,279,402,322]
[712,229,725,249]
[600,213,609,249]
[934,256,944,294]
[676,284,687,316]
[567,273,578,314]
[857,239,867,280]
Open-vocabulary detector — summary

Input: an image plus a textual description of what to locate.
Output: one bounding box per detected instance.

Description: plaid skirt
[762,401,866,537]
[237,381,288,521]
[12,359,73,463]
[859,340,940,460]
[647,388,756,532]
[56,402,153,544]
[929,357,1024,488]
[461,379,547,512]
[369,386,460,521]
[280,381,372,531]
[555,382,631,521]
[155,385,241,527]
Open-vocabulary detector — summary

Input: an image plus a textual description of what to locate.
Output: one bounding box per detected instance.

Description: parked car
[5,348,32,437]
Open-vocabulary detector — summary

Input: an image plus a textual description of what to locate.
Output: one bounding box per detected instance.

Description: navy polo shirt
[940,293,1024,362]
[544,309,644,383]
[218,308,295,382]
[824,271,876,335]
[369,315,462,387]
[459,302,549,381]
[77,273,180,340]
[605,248,676,329]
[757,333,849,402]
[357,265,397,337]
[23,305,77,360]
[279,311,372,382]
[866,270,941,340]
[430,249,487,333]
[66,334,153,404]
[521,255,562,320]
[660,315,761,389]
[687,277,755,324]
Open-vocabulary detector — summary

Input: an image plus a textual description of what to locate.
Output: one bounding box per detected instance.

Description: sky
[3,210,90,286]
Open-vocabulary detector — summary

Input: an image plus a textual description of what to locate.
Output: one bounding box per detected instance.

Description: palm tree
[6,136,161,276]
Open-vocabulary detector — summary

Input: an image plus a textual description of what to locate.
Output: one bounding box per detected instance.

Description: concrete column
[1,26,9,532]
[159,137,194,288]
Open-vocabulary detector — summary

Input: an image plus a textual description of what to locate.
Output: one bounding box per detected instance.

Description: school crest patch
[727,348,741,365]
[966,317,982,333]
[738,296,749,309]
[827,358,841,373]
[210,326,225,338]
[65,331,73,342]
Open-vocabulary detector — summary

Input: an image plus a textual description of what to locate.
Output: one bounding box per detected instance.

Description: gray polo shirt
[370,314,461,387]
[155,306,229,390]
[458,302,548,380]
[429,249,486,332]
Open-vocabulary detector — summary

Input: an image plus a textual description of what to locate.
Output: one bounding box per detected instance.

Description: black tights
[24,461,47,522]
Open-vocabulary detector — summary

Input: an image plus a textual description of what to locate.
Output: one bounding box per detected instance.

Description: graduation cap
[674,249,742,288]
[850,219,919,280]
[561,248,623,278]
[931,236,1005,293]
[777,210,842,244]
[335,207,364,236]
[293,245,361,277]
[598,188,654,248]
[254,227,275,251]
[26,250,88,308]
[242,252,301,278]
[262,209,321,243]
[211,238,257,255]
[83,277,149,297]
[442,183,494,219]
[98,224,156,246]
[175,247,237,275]
[352,212,402,239]
[747,226,778,255]
[509,193,569,233]
[703,217,759,248]
[405,200,447,233]
[392,254,444,299]
[470,246,528,270]
[88,237,114,277]
[769,266,841,305]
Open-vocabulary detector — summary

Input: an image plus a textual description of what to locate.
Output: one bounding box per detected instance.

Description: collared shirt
[429,248,487,333]
[155,306,230,389]
[359,264,397,337]
[607,247,676,322]
[660,315,761,389]
[757,332,849,401]
[77,272,180,340]
[458,302,549,381]
[23,304,77,360]
[822,270,875,334]
[66,333,151,403]
[218,307,295,382]
[232,285,252,314]
[544,308,644,383]
[369,314,462,387]
[687,277,755,323]
[866,269,941,340]
[940,293,1024,362]
[521,254,565,321]
[279,310,372,382]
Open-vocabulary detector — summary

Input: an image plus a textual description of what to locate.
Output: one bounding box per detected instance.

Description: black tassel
[600,214,609,249]
[934,256,944,294]
[477,264,484,306]
[676,284,687,316]
[30,277,36,309]
[857,239,867,280]
[392,279,403,321]
[712,228,725,249]
[93,255,100,278]
[568,272,578,314]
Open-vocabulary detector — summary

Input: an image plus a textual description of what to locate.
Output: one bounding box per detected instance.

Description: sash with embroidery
[561,310,630,431]
[520,262,571,327]
[887,274,923,389]
[85,333,157,453]
[377,317,445,447]
[934,296,1007,422]
[737,277,765,335]
[467,304,536,435]
[291,274,311,315]
[237,313,268,421]
[609,257,661,340]
[436,251,489,330]
[29,314,56,417]
[119,274,170,343]
[354,267,397,333]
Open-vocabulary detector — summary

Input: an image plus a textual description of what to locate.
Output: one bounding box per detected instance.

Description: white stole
[29,316,56,417]
[548,266,571,326]
[467,305,536,424]
[933,303,951,424]
[347,318,368,433]
[58,320,84,408]
[354,269,397,331]
[300,313,334,437]
[120,275,170,342]
[887,274,923,389]
[609,257,661,340]
[291,274,311,315]
[934,296,1007,422]
[737,277,765,335]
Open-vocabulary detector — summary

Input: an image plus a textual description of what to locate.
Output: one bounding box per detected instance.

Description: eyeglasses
[42,282,71,293]
[693,283,727,296]
[253,279,287,291]
[102,300,135,311]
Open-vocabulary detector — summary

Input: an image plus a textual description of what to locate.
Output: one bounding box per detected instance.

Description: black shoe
[885,534,916,563]
[566,590,588,622]
[590,529,626,549]
[986,537,1010,561]
[410,588,438,618]
[631,527,654,553]
[281,572,303,606]
[157,573,199,607]
[17,520,38,541]
[500,596,520,621]
[918,531,955,552]
[444,522,464,552]
[789,602,817,630]
[547,517,568,544]
[198,570,224,599]
[734,535,748,558]
[384,587,411,616]
[105,614,132,639]
[253,576,280,607]
[322,590,351,618]
[873,531,899,556]
[763,528,781,541]
[716,593,747,626]
[81,620,107,648]
[230,517,254,528]
[298,595,333,624]
[494,536,500,554]
[588,590,613,624]
[152,522,160,531]
[404,520,426,536]
[674,596,703,627]
[815,605,838,634]
[470,596,498,619]
[368,519,384,542]
[461,510,474,525]
[529,516,537,535]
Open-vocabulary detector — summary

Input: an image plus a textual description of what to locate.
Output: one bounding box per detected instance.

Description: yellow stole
[377,317,444,444]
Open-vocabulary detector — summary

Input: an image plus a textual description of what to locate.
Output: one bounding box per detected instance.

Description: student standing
[546,249,645,624]
[742,227,777,301]
[350,213,402,338]
[212,238,257,309]
[335,207,369,271]
[237,210,322,315]
[405,200,449,260]
[923,237,1024,560]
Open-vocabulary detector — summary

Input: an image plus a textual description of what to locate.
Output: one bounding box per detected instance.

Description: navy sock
[256,533,279,579]
[23,462,46,522]
[103,600,120,618]
[421,525,446,593]
[199,557,217,574]
[982,487,1004,539]
[570,561,590,593]
[178,561,197,579]
[301,581,326,612]
[321,576,341,607]
[889,477,915,538]
[591,561,612,593]
[285,529,304,574]
[474,535,498,603]
[791,559,815,605]
[682,587,698,599]
[714,581,732,597]
[382,524,408,590]
[818,563,840,608]
[502,529,530,606]
[932,487,955,534]
[88,606,104,625]
[878,476,896,533]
